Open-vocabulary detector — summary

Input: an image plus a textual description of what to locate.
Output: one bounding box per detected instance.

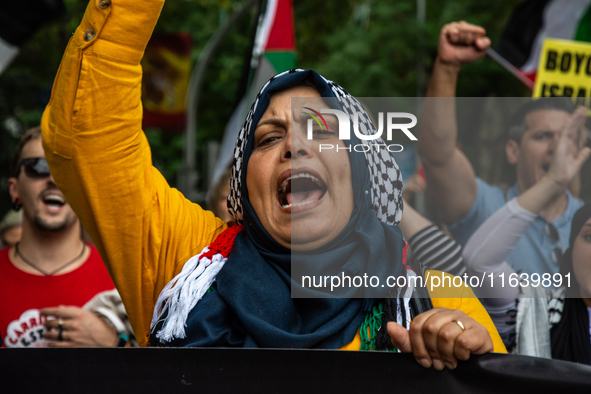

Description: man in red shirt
[0,127,133,347]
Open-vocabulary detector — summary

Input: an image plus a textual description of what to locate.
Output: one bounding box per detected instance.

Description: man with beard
[0,127,134,348]
[418,21,589,276]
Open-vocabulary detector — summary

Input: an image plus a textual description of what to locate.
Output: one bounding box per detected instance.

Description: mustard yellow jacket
[42,0,505,353]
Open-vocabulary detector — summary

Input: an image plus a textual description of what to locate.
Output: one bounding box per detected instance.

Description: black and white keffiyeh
[151,69,426,346]
[228,69,404,226]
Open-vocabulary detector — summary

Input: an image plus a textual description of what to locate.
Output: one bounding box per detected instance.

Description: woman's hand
[387,307,493,370]
[41,306,118,347]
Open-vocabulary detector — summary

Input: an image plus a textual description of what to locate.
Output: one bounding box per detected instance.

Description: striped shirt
[407,225,466,277]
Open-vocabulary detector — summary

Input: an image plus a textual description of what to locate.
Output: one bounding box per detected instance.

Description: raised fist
[437,21,491,68]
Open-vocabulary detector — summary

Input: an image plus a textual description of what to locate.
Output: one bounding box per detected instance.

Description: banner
[1,348,590,393]
[142,33,192,131]
[533,38,591,108]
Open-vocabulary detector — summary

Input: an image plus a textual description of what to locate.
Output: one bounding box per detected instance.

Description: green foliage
[296,0,529,97]
[150,0,258,189]
[5,0,580,219]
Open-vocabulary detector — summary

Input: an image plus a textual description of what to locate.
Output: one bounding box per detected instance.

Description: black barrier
[0,349,590,393]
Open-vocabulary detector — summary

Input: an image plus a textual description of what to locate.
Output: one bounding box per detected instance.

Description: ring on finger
[58,318,64,330]
[451,319,466,332]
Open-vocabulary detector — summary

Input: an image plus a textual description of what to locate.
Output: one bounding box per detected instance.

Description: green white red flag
[211,0,296,189]
[494,0,591,87]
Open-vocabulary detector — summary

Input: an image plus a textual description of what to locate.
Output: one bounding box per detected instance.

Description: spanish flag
[141,33,192,131]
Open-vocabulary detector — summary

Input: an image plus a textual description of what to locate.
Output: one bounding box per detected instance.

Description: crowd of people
[1,0,590,375]
[418,21,591,365]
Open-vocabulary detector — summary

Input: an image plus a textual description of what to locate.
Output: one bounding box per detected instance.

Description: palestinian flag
[210,0,296,190]
[494,0,591,86]
[249,0,297,90]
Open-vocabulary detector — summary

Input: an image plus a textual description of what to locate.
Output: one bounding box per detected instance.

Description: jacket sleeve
[83,288,138,347]
[428,271,507,354]
[41,0,227,346]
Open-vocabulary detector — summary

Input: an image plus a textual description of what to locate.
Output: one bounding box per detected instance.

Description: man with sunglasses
[0,127,134,348]
[418,21,590,277]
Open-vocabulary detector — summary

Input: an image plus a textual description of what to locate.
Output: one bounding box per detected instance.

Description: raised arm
[41,0,227,345]
[418,22,490,223]
[463,107,590,299]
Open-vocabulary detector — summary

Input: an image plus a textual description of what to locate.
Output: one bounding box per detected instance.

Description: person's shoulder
[475,177,507,200]
[565,192,584,217]
[0,246,10,260]
[458,178,507,221]
[85,244,102,262]
[447,178,507,242]
[0,247,11,270]
[554,191,584,228]
[85,244,109,270]
[81,244,115,285]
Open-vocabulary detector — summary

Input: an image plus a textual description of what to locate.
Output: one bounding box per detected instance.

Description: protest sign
[533,38,591,109]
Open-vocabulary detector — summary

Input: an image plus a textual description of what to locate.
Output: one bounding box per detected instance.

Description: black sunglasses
[544,222,563,266]
[18,157,51,179]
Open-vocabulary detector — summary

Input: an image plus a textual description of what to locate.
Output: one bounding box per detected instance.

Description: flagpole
[414,0,427,215]
[486,47,535,90]
[179,0,259,202]
[416,0,426,97]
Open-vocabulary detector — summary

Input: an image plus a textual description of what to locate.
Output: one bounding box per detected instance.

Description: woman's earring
[11,198,21,211]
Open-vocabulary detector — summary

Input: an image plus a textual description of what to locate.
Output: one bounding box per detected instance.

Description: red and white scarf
[150,225,244,342]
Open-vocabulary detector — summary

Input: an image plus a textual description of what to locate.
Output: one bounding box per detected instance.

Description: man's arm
[462,107,589,301]
[41,0,227,345]
[418,22,490,224]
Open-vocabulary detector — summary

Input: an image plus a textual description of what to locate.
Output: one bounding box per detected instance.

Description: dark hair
[508,98,575,143]
[559,202,591,297]
[10,126,42,177]
[291,75,316,89]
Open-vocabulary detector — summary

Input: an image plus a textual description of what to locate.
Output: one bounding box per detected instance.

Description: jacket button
[83,29,96,42]
[98,0,111,9]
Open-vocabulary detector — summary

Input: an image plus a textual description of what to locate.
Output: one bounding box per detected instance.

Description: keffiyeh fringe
[150,225,243,342]
[152,68,408,344]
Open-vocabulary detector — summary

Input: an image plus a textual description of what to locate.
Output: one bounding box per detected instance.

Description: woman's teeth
[282,200,316,209]
[280,172,323,192]
[278,172,327,209]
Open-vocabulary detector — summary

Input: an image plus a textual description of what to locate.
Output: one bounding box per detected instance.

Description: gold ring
[452,319,466,332]
[58,318,64,329]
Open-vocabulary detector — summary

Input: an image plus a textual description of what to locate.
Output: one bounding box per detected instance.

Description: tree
[5,0,585,220]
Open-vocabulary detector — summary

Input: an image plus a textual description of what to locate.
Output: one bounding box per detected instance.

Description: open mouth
[278,171,327,209]
[541,163,550,172]
[42,193,66,210]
